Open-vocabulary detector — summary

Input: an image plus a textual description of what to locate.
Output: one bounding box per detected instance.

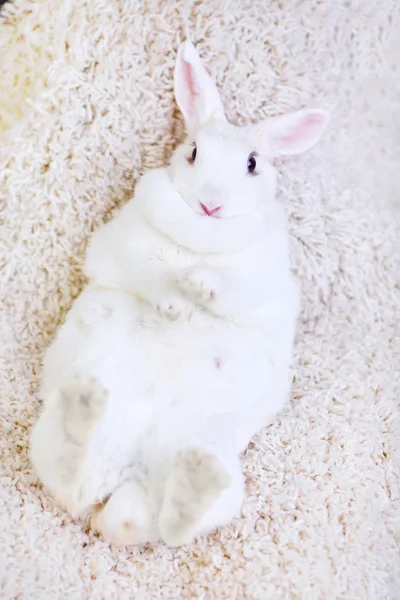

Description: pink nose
[200,203,221,216]
[199,185,223,217]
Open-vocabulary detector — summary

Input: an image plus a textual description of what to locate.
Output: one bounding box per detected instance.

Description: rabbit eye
[247,153,257,174]
[187,144,197,165]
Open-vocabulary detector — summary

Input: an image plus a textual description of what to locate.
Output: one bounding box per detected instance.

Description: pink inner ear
[281,113,325,146]
[183,60,197,114]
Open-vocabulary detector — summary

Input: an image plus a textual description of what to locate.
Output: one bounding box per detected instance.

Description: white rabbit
[30,41,328,547]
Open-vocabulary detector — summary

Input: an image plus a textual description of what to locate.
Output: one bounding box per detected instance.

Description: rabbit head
[168,41,328,223]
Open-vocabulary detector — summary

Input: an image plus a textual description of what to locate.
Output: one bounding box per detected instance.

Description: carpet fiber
[1,1,399,598]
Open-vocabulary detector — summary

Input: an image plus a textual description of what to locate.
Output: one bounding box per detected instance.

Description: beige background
[0,1,399,598]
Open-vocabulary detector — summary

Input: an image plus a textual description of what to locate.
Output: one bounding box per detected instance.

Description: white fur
[29,41,327,547]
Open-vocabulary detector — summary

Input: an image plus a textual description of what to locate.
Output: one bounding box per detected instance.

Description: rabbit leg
[30,375,107,514]
[159,445,244,547]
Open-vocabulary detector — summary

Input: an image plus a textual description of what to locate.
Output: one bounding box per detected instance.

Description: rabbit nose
[200,203,221,216]
[199,185,223,216]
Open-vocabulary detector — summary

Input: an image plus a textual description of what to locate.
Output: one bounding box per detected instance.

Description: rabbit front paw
[156,293,193,322]
[178,267,222,305]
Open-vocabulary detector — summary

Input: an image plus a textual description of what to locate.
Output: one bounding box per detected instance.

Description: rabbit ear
[174,41,225,135]
[258,108,329,157]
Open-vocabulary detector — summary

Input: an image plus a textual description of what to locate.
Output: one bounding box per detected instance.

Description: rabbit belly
[142,318,290,456]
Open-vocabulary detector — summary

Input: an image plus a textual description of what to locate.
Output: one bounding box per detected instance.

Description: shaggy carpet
[0,1,399,598]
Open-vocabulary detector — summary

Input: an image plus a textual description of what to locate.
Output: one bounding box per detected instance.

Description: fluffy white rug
[1,0,399,598]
